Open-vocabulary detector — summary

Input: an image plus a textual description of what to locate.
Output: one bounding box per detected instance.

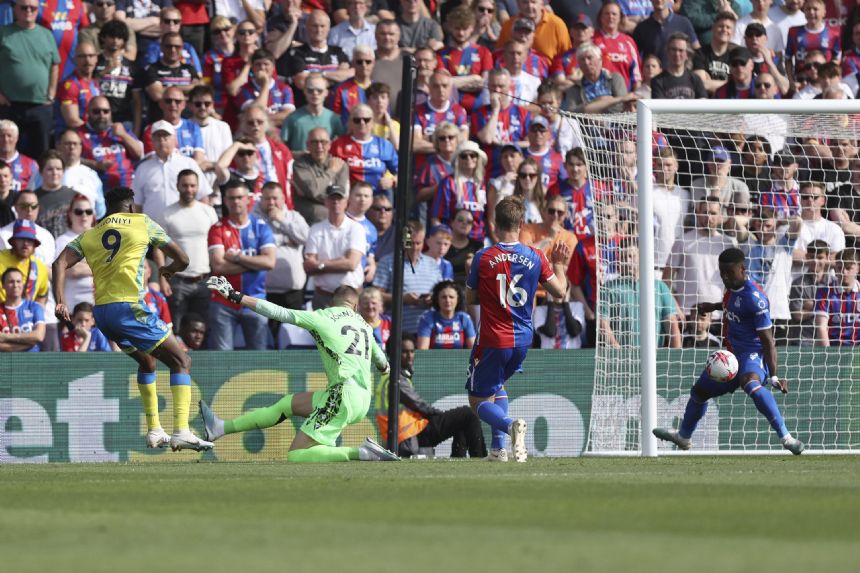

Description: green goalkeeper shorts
[300,380,371,447]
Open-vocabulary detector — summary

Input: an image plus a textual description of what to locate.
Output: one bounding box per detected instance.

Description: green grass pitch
[2,457,859,573]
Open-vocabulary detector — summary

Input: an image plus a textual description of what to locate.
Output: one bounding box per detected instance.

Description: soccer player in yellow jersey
[53,187,213,452]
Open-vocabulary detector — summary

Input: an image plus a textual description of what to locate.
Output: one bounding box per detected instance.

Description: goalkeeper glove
[378,362,390,375]
[206,275,244,304]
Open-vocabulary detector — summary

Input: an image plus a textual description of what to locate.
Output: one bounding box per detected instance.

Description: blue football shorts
[695,350,771,399]
[94,301,171,354]
[465,345,528,398]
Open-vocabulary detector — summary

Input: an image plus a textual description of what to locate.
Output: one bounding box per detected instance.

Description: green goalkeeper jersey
[255,301,388,392]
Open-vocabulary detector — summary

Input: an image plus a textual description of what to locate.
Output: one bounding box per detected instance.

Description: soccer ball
[704,350,739,382]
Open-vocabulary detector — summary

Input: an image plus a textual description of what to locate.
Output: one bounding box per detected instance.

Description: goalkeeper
[200,276,399,462]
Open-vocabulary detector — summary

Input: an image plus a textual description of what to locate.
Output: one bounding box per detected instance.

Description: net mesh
[571,110,860,454]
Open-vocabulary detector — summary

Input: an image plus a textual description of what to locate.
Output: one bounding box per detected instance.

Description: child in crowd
[60,302,113,352]
[425,224,454,280]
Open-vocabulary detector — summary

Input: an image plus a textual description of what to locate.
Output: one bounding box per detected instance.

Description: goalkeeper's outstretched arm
[206,276,298,324]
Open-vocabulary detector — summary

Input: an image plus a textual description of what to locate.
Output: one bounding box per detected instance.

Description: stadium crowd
[0,0,858,354]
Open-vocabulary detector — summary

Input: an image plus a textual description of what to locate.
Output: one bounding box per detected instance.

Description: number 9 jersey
[67,213,170,305]
[467,241,554,348]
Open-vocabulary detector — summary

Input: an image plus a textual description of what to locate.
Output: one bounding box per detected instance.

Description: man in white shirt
[189,85,232,188]
[132,120,211,227]
[653,146,690,270]
[162,169,218,333]
[794,181,846,260]
[768,0,806,47]
[303,184,366,309]
[53,129,106,218]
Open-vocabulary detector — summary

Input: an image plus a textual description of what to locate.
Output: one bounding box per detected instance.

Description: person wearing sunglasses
[331,104,398,197]
[188,84,232,187]
[415,122,460,226]
[430,140,488,242]
[140,7,203,75]
[713,47,758,99]
[79,96,142,190]
[54,196,97,311]
[471,0,500,50]
[141,32,201,120]
[142,86,207,170]
[201,16,236,115]
[330,45,375,125]
[743,22,789,96]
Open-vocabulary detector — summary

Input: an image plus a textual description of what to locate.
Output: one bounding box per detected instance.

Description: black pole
[387,54,417,453]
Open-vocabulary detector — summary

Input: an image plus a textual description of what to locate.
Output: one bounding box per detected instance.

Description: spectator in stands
[217,0,266,31]
[174,0,208,57]
[785,0,841,75]
[412,70,468,155]
[536,82,581,158]
[754,71,782,101]
[0,120,38,194]
[265,0,304,66]
[368,193,394,260]
[328,0,375,59]
[133,121,210,227]
[683,0,742,46]
[439,7,494,113]
[94,20,138,132]
[201,17,236,117]
[425,224,454,280]
[143,86,206,166]
[563,43,637,113]
[790,239,831,345]
[509,157,546,227]
[0,266,45,351]
[141,7,202,75]
[413,46,437,105]
[499,13,551,83]
[682,305,722,347]
[141,262,173,330]
[633,0,700,63]
[444,209,480,286]
[814,248,859,346]
[235,49,296,130]
[693,11,739,95]
[55,129,105,219]
[236,104,295,209]
[663,196,738,315]
[744,23,790,95]
[223,21,260,127]
[117,0,170,62]
[690,145,751,207]
[81,0,137,61]
[142,32,200,121]
[501,39,542,102]
[33,151,77,238]
[215,137,265,204]
[282,10,351,95]
[652,32,709,99]
[56,41,101,133]
[377,333,487,458]
[397,0,443,52]
[473,68,531,173]
[254,181,309,335]
[760,152,800,218]
[550,14,593,91]
[593,1,642,91]
[292,127,349,225]
[330,45,374,125]
[795,181,846,259]
[281,72,343,153]
[304,183,366,309]
[733,0,785,53]
[345,181,377,284]
[189,85,232,188]
[0,220,48,306]
[366,82,400,150]
[497,0,571,62]
[0,0,59,160]
[53,195,96,310]
[208,180,276,350]
[374,220,442,334]
[162,169,218,333]
[602,243,683,348]
[714,47,757,99]
[177,312,207,351]
[330,104,398,197]
[548,147,595,240]
[0,162,13,227]
[827,159,860,244]
[653,146,690,270]
[486,143,522,223]
[416,280,475,349]
[736,135,772,194]
[522,116,564,189]
[639,54,662,96]
[430,141,488,242]
[359,286,391,347]
[60,301,112,352]
[0,192,55,261]
[472,0,501,49]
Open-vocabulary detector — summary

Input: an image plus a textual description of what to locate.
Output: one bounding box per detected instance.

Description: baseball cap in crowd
[729,47,752,65]
[151,120,175,136]
[529,115,550,130]
[325,184,347,198]
[573,14,593,29]
[10,219,41,246]
[744,22,767,37]
[428,224,452,237]
[513,18,535,33]
[710,145,730,162]
[500,143,523,155]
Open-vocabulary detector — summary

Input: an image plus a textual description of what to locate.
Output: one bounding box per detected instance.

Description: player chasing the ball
[653,248,805,455]
[466,196,570,462]
[53,187,213,452]
[199,278,399,462]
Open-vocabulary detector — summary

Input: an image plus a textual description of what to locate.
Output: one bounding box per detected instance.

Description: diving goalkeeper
[200,276,399,462]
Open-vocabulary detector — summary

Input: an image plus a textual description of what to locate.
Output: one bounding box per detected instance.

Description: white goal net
[569,101,860,455]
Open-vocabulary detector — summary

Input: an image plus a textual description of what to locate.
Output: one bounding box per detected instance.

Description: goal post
[574,99,860,456]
